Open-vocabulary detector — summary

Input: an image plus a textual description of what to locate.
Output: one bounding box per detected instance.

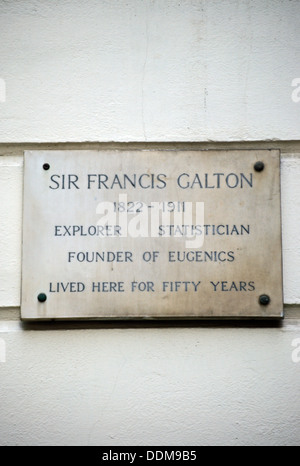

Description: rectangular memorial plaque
[21,150,283,320]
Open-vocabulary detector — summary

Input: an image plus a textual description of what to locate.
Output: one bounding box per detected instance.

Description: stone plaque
[21,150,283,320]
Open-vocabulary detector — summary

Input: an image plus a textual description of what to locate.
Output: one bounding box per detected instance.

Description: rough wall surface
[0,0,300,447]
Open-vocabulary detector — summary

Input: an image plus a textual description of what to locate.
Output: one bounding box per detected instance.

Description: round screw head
[43,163,50,171]
[37,293,47,303]
[259,294,271,306]
[254,161,265,172]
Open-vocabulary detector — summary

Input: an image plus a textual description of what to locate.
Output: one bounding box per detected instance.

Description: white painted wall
[281,155,300,305]
[0,156,23,307]
[0,323,300,447]
[0,0,300,447]
[0,0,300,142]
